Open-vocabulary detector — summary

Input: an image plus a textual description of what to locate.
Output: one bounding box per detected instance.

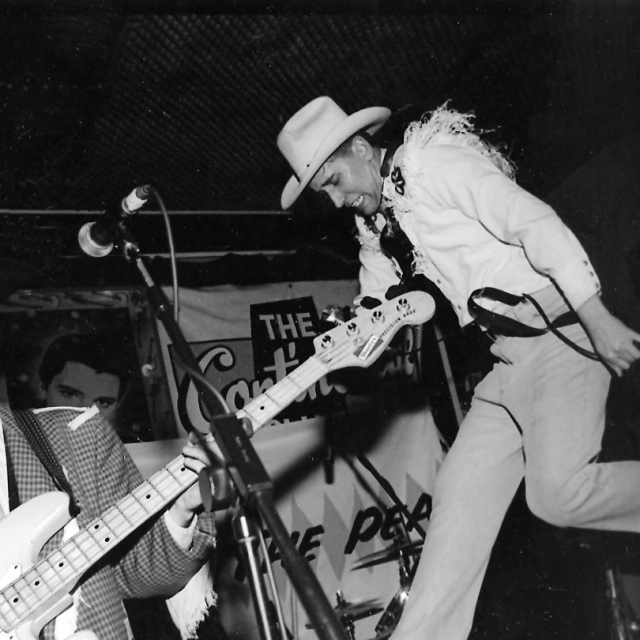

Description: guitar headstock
[313,291,436,371]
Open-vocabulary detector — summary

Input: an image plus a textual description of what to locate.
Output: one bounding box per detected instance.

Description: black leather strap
[380,141,402,179]
[12,409,80,516]
[5,442,20,511]
[468,287,578,338]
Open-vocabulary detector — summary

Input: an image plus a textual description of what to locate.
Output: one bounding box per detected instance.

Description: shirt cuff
[553,256,602,310]
[164,510,197,551]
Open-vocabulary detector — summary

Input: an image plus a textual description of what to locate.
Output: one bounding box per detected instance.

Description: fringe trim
[355,104,516,274]
[166,563,218,640]
[385,103,516,276]
[403,102,516,180]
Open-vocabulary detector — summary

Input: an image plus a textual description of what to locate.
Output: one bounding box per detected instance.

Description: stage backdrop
[134,279,443,640]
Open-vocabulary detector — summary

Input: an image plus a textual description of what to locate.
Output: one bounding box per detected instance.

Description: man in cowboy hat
[276,96,640,639]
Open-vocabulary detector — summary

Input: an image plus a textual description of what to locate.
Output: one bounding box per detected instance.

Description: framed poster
[0,287,175,442]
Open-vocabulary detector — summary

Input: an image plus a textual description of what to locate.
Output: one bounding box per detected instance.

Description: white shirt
[358,144,600,326]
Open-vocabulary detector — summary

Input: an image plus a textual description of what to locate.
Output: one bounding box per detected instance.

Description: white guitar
[0,291,435,640]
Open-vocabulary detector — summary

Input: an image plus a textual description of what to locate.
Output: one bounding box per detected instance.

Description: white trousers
[393,286,640,640]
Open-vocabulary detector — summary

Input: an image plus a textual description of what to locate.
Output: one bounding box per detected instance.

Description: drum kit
[305,535,423,640]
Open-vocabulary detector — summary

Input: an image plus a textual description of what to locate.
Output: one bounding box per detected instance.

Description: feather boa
[401,103,515,181]
[358,104,516,275]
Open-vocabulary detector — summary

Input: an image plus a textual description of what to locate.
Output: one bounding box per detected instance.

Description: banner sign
[151,281,444,640]
[249,295,346,422]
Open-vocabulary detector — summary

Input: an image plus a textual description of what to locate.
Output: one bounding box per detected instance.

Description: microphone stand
[118,228,348,640]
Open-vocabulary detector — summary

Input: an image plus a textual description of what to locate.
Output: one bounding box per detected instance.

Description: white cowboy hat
[277,96,391,209]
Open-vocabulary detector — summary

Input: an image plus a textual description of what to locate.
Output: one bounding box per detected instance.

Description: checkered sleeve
[82,412,216,599]
[25,406,216,640]
[63,416,215,598]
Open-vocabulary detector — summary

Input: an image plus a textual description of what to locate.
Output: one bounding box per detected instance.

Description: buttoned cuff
[553,257,601,310]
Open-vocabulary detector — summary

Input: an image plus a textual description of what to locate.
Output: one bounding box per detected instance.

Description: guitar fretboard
[237,355,328,431]
[0,456,197,630]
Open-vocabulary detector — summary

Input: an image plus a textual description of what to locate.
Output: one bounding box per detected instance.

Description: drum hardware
[360,526,421,640]
[305,593,383,640]
[352,540,423,570]
[375,533,418,636]
[372,583,411,640]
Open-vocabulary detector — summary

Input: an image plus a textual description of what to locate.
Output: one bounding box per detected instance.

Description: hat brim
[280,106,391,210]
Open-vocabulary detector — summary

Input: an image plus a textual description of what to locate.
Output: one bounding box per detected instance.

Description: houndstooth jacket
[0,403,216,640]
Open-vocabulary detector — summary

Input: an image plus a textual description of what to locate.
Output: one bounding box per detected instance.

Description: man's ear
[37,380,48,404]
[352,135,374,160]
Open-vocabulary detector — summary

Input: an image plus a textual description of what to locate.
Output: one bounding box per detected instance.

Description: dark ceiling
[0,0,639,288]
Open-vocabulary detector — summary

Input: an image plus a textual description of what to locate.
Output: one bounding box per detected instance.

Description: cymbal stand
[335,592,355,640]
[373,531,415,639]
[233,508,284,640]
[351,449,425,639]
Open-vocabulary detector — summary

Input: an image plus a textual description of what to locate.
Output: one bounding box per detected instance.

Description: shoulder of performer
[31,404,106,432]
[0,403,116,444]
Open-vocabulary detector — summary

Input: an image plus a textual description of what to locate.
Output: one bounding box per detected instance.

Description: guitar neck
[0,456,197,631]
[236,355,327,435]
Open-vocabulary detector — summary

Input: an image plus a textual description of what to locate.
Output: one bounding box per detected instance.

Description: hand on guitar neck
[168,431,221,527]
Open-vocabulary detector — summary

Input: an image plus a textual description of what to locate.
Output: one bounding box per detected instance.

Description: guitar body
[0,492,76,640]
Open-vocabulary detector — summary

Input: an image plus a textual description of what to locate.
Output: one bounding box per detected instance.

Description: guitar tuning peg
[397,297,409,310]
[320,334,334,349]
[372,309,385,323]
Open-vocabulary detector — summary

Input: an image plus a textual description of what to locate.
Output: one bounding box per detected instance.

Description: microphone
[78,185,151,257]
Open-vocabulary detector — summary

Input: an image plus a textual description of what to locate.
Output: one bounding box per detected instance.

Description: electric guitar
[0,291,435,640]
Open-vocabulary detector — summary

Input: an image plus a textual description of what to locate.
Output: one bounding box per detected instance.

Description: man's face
[45,361,120,424]
[309,137,383,216]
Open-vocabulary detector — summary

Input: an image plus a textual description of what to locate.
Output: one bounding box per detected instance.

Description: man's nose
[329,191,345,208]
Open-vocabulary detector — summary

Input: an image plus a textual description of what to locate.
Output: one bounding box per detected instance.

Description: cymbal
[305,599,384,628]
[352,540,423,570]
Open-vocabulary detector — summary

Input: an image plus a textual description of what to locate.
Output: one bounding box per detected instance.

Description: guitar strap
[468,287,578,338]
[4,442,20,511]
[11,409,81,517]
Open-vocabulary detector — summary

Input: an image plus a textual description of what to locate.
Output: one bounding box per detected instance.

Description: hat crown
[277,96,348,178]
[277,96,390,209]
